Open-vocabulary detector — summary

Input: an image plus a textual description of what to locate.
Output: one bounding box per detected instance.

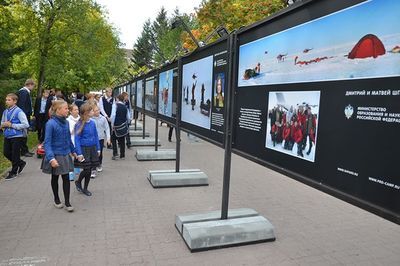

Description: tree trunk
[37,11,57,98]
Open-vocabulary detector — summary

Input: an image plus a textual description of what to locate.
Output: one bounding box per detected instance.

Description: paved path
[0,118,399,265]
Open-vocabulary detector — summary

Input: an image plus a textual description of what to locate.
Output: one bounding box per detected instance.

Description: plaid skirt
[74,145,100,169]
[41,155,74,175]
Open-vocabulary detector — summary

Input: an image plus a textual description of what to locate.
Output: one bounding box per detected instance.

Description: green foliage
[171,0,287,50]
[131,19,154,69]
[129,1,287,72]
[152,7,169,65]
[130,7,196,72]
[0,0,125,97]
[0,1,30,106]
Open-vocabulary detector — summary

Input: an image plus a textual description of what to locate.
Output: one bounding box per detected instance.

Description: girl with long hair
[41,100,76,212]
[74,103,100,196]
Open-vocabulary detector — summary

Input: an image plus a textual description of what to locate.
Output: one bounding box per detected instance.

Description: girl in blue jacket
[74,102,100,196]
[41,100,76,212]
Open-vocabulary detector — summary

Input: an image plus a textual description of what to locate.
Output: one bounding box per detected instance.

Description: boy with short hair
[1,93,30,180]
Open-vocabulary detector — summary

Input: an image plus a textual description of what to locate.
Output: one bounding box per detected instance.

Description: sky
[95,0,203,49]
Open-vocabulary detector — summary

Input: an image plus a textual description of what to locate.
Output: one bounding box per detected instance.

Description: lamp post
[287,0,302,5]
[171,16,202,49]
[201,25,229,45]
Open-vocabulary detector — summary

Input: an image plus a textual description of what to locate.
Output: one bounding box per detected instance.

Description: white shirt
[98,95,113,118]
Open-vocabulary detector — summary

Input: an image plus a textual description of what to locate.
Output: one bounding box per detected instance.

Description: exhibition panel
[179,39,229,145]
[233,0,400,220]
[157,62,178,126]
[144,72,158,116]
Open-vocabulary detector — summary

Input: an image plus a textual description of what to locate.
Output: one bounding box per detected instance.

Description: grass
[0,132,39,176]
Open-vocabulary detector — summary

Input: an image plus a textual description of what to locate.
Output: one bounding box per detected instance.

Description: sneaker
[75,181,83,193]
[17,161,27,174]
[22,152,33,157]
[54,202,63,209]
[65,205,74,212]
[96,166,103,172]
[91,170,96,178]
[111,155,119,160]
[5,172,17,181]
[82,189,92,196]
[120,157,125,160]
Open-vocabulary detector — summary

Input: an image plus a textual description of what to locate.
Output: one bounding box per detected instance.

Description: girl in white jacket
[67,104,80,180]
[92,105,111,173]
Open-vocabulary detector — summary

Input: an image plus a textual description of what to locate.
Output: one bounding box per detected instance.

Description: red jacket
[297,111,306,126]
[293,126,303,143]
[282,126,291,140]
[270,124,278,134]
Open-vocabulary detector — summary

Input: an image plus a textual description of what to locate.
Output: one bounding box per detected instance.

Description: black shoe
[65,205,74,212]
[5,172,17,181]
[18,161,27,174]
[75,181,82,192]
[82,189,92,196]
[168,138,172,142]
[306,150,311,155]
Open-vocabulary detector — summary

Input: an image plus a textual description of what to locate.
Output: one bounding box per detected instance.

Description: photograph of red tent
[348,34,386,59]
[238,0,400,87]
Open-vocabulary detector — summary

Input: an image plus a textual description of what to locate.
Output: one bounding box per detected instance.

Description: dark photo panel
[179,39,228,145]
[182,55,213,130]
[158,69,174,118]
[130,81,136,109]
[233,0,400,222]
[211,51,228,134]
[136,79,143,110]
[145,75,157,115]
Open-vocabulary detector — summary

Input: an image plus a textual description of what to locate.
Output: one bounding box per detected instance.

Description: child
[110,94,129,160]
[92,105,110,174]
[74,103,100,196]
[67,104,80,180]
[41,100,75,212]
[1,93,29,180]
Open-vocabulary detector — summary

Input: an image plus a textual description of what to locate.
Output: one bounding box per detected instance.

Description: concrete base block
[148,169,208,188]
[129,130,150,137]
[129,126,142,131]
[130,138,161,146]
[129,123,143,130]
[175,208,259,234]
[181,215,275,252]
[136,149,176,161]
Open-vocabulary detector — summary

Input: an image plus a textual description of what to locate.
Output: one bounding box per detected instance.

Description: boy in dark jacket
[17,79,35,157]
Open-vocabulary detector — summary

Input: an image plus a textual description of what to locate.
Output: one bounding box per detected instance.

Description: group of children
[2,91,130,212]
